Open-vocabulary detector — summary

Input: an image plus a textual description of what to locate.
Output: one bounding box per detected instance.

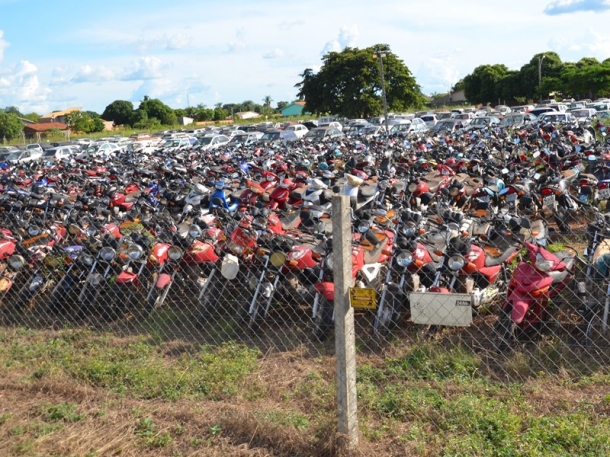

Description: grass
[0,326,609,456]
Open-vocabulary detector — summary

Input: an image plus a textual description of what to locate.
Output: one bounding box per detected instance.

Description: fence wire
[1,196,610,455]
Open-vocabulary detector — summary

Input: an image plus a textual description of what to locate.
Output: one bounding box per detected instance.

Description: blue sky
[1,0,610,115]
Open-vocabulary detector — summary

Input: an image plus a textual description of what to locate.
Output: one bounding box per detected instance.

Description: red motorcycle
[494,238,576,350]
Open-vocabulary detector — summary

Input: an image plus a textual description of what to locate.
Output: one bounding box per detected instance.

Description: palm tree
[263,95,273,108]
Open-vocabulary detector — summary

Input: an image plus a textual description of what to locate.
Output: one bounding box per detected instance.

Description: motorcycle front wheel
[494,305,515,352]
[314,298,333,341]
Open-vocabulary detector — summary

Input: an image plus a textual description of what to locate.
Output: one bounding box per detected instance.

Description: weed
[30,422,64,438]
[39,403,85,423]
[255,409,310,430]
[209,424,222,436]
[190,438,202,447]
[135,417,173,448]
[10,425,25,436]
[0,412,13,425]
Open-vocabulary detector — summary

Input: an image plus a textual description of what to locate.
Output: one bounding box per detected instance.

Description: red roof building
[23,122,69,138]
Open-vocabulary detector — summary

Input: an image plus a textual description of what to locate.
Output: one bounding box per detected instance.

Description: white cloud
[0,60,51,113]
[165,33,191,50]
[415,52,462,95]
[544,0,610,15]
[227,27,246,53]
[71,64,116,83]
[548,28,610,60]
[0,30,8,62]
[122,56,163,81]
[321,25,359,55]
[263,48,286,59]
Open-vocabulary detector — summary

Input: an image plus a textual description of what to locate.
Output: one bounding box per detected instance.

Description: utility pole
[374,46,390,135]
[538,54,546,102]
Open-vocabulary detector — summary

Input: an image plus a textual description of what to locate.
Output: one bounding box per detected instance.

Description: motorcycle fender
[155,273,172,289]
[315,282,335,300]
[116,271,138,285]
[509,297,532,324]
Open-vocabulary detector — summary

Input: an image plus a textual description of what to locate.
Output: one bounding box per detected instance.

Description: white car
[76,142,120,160]
[41,146,74,162]
[25,143,44,160]
[283,124,309,139]
[420,115,438,129]
[196,135,230,151]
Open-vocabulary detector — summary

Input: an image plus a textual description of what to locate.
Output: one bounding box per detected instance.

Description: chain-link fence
[1,193,610,455]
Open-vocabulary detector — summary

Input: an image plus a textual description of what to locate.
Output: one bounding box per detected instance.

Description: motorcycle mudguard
[506,292,532,324]
[315,282,335,300]
[116,271,139,285]
[155,273,172,289]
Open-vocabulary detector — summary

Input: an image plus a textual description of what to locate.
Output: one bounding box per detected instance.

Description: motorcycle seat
[364,238,386,264]
[581,173,597,183]
[455,173,470,183]
[425,178,444,193]
[561,169,577,181]
[291,187,307,201]
[280,212,301,230]
[484,245,518,267]
[124,193,140,203]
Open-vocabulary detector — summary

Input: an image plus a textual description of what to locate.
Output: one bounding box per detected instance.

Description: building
[23,122,69,139]
[177,116,194,126]
[429,90,467,107]
[281,101,308,117]
[39,107,82,124]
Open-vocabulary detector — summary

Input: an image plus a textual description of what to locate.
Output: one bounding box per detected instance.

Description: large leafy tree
[137,97,174,123]
[102,100,134,126]
[463,64,510,105]
[0,112,23,140]
[295,45,425,118]
[65,111,105,134]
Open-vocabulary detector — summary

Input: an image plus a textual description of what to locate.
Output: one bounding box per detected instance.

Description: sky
[1,0,610,115]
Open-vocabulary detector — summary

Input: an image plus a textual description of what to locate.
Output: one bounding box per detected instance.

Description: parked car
[41,146,74,162]
[498,113,537,128]
[304,127,345,140]
[538,112,576,124]
[465,116,501,131]
[5,150,37,165]
[453,112,475,127]
[229,132,263,145]
[283,124,309,139]
[529,106,558,118]
[196,135,230,151]
[420,115,438,128]
[570,108,597,123]
[76,142,121,160]
[431,119,461,134]
[25,143,44,159]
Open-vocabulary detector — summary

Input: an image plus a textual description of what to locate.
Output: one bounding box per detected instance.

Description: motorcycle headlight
[168,246,183,261]
[402,226,416,236]
[396,251,413,268]
[86,226,98,237]
[261,282,274,298]
[408,183,418,193]
[449,187,459,197]
[358,223,369,233]
[189,226,202,239]
[378,180,390,190]
[8,255,25,269]
[27,226,41,237]
[448,254,465,271]
[127,244,144,260]
[326,256,334,271]
[81,254,95,266]
[100,246,116,261]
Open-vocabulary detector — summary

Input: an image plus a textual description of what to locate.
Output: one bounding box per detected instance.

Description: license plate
[543,195,555,208]
[506,193,517,202]
[579,194,589,203]
[600,188,610,200]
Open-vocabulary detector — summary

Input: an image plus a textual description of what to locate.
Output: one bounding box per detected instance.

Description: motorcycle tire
[99,283,129,322]
[198,276,221,323]
[314,298,333,341]
[247,294,266,332]
[494,305,515,352]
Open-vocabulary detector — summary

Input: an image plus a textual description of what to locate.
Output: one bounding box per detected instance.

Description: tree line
[460,52,610,105]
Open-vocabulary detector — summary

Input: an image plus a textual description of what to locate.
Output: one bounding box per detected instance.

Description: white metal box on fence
[410,292,473,326]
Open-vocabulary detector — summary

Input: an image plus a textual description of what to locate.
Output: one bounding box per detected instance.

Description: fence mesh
[2,192,610,455]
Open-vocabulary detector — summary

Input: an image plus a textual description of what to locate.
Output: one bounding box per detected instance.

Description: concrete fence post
[332,194,358,448]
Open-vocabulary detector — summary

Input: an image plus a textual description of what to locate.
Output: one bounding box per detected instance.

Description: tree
[137,97,173,123]
[295,45,425,118]
[3,106,22,116]
[65,111,105,134]
[102,100,134,126]
[276,101,289,112]
[22,112,40,123]
[0,112,22,140]
[263,95,273,108]
[463,64,509,105]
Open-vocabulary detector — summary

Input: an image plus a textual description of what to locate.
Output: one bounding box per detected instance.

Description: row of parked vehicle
[0,105,610,351]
